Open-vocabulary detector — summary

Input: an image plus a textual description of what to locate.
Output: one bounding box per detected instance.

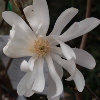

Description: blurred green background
[0,0,100,100]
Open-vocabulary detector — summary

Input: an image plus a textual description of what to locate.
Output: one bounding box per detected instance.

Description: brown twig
[13,0,32,30]
[1,58,13,83]
[80,0,92,49]
[0,0,9,30]
[75,0,92,100]
[85,85,100,100]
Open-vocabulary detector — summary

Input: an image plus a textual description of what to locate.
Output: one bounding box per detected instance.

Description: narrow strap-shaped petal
[57,22,79,42]
[47,77,61,100]
[50,8,78,36]
[73,68,85,92]
[32,57,45,92]
[51,53,76,81]
[32,0,50,35]
[56,40,76,60]
[73,48,96,69]
[17,72,31,96]
[62,18,100,42]
[2,11,35,36]
[45,55,63,98]
[47,61,63,100]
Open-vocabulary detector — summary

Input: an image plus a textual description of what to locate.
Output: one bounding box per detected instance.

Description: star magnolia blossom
[2,0,100,99]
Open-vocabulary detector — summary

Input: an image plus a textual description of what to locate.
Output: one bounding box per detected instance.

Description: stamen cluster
[33,37,51,57]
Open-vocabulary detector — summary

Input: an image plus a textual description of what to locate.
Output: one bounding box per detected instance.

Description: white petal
[73,48,96,69]
[2,11,35,36]
[3,24,35,58]
[65,18,100,41]
[20,60,32,72]
[45,55,63,98]
[35,23,45,36]
[47,61,63,100]
[50,8,78,36]
[45,36,58,46]
[32,57,45,92]
[32,0,50,34]
[51,53,76,81]
[24,5,38,33]
[26,64,37,89]
[17,72,31,96]
[17,63,38,96]
[28,56,38,71]
[24,5,44,35]
[24,89,34,97]
[57,22,79,42]
[57,40,76,60]
[52,46,62,54]
[47,76,61,100]
[51,53,85,92]
[73,68,85,92]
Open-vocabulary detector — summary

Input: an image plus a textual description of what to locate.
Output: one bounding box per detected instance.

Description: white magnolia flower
[2,0,100,99]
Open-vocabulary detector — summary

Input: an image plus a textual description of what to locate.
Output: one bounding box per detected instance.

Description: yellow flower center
[32,37,51,57]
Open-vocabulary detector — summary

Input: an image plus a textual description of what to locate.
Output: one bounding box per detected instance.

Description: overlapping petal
[3,24,35,58]
[50,8,78,36]
[17,72,31,96]
[24,5,45,36]
[47,61,63,100]
[28,56,38,71]
[32,57,45,92]
[32,0,50,35]
[56,40,76,60]
[20,56,37,72]
[73,48,96,69]
[57,22,79,42]
[45,55,63,98]
[51,53,76,81]
[2,11,35,37]
[58,18,100,42]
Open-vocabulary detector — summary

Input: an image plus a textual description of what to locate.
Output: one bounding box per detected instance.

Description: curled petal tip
[20,60,33,72]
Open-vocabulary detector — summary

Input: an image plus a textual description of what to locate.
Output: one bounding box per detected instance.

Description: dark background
[0,0,100,100]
